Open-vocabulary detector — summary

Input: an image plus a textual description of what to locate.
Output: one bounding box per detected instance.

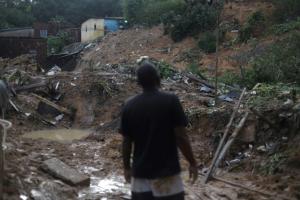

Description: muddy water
[78,175,131,199]
[23,129,91,143]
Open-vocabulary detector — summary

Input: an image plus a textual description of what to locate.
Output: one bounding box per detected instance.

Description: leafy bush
[239,11,265,42]
[269,18,300,35]
[251,33,300,84]
[221,33,300,88]
[47,32,72,54]
[48,36,65,54]
[260,153,287,175]
[163,2,218,42]
[123,0,186,26]
[272,0,300,22]
[219,71,241,86]
[142,0,186,26]
[157,61,176,78]
[187,63,207,79]
[0,7,34,28]
[198,32,216,53]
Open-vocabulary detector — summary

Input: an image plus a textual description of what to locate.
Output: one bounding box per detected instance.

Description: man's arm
[175,126,198,183]
[122,136,132,183]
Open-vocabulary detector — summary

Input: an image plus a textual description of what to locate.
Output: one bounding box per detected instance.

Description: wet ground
[2,34,300,199]
[5,125,297,200]
[23,129,91,143]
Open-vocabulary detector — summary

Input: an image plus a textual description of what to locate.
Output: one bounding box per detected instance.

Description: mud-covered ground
[2,61,299,200]
[1,12,300,198]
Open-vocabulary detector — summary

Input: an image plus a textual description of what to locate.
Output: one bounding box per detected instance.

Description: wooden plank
[31,94,73,116]
[0,129,3,200]
[185,74,215,89]
[215,112,249,168]
[42,158,90,186]
[204,88,247,184]
[15,82,47,93]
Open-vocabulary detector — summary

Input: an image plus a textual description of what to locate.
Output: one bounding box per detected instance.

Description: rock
[46,65,61,76]
[282,99,294,110]
[41,158,90,186]
[257,145,267,153]
[200,85,213,93]
[293,103,300,112]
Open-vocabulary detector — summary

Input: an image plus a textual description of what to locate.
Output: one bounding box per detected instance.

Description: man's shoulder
[158,91,178,100]
[124,94,142,106]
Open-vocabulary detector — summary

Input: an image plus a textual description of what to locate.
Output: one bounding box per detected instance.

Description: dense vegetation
[220,0,300,88]
[0,0,122,28]
[123,0,219,42]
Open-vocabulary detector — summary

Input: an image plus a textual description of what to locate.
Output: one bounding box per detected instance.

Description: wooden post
[215,112,249,168]
[0,129,3,200]
[214,11,220,105]
[204,88,246,183]
[0,120,12,200]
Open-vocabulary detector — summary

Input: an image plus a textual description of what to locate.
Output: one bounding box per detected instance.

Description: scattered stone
[31,181,76,200]
[282,99,294,110]
[41,158,90,186]
[293,103,300,112]
[55,114,64,122]
[257,145,267,153]
[46,65,61,76]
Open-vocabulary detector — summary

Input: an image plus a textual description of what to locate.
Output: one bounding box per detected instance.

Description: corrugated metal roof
[0,27,33,33]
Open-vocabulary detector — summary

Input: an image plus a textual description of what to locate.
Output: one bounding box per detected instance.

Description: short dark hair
[137,62,160,89]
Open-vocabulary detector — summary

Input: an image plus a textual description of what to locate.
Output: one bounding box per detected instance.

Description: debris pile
[0,42,299,199]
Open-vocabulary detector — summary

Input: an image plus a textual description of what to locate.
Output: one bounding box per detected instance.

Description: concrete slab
[42,158,90,186]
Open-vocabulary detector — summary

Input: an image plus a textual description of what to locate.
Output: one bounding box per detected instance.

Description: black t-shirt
[120,90,188,179]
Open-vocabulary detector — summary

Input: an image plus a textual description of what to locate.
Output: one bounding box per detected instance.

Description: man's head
[137,62,160,90]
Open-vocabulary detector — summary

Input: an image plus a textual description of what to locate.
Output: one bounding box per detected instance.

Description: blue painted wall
[104,19,120,32]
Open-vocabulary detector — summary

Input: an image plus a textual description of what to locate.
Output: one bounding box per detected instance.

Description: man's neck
[143,87,158,93]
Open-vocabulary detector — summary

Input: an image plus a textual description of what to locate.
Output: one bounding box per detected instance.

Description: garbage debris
[218,95,234,103]
[200,85,213,93]
[47,65,62,76]
[55,114,64,122]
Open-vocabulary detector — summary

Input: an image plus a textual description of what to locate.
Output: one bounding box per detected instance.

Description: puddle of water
[23,129,91,143]
[78,175,130,199]
[79,166,100,174]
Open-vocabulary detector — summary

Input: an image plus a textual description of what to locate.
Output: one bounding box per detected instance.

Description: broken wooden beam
[31,94,74,117]
[198,173,274,197]
[185,74,215,89]
[42,158,90,186]
[0,130,3,200]
[215,112,249,169]
[211,176,274,197]
[15,82,47,93]
[204,88,247,184]
[32,112,56,127]
[9,99,20,113]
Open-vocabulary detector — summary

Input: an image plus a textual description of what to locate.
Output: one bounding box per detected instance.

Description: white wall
[81,19,104,42]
